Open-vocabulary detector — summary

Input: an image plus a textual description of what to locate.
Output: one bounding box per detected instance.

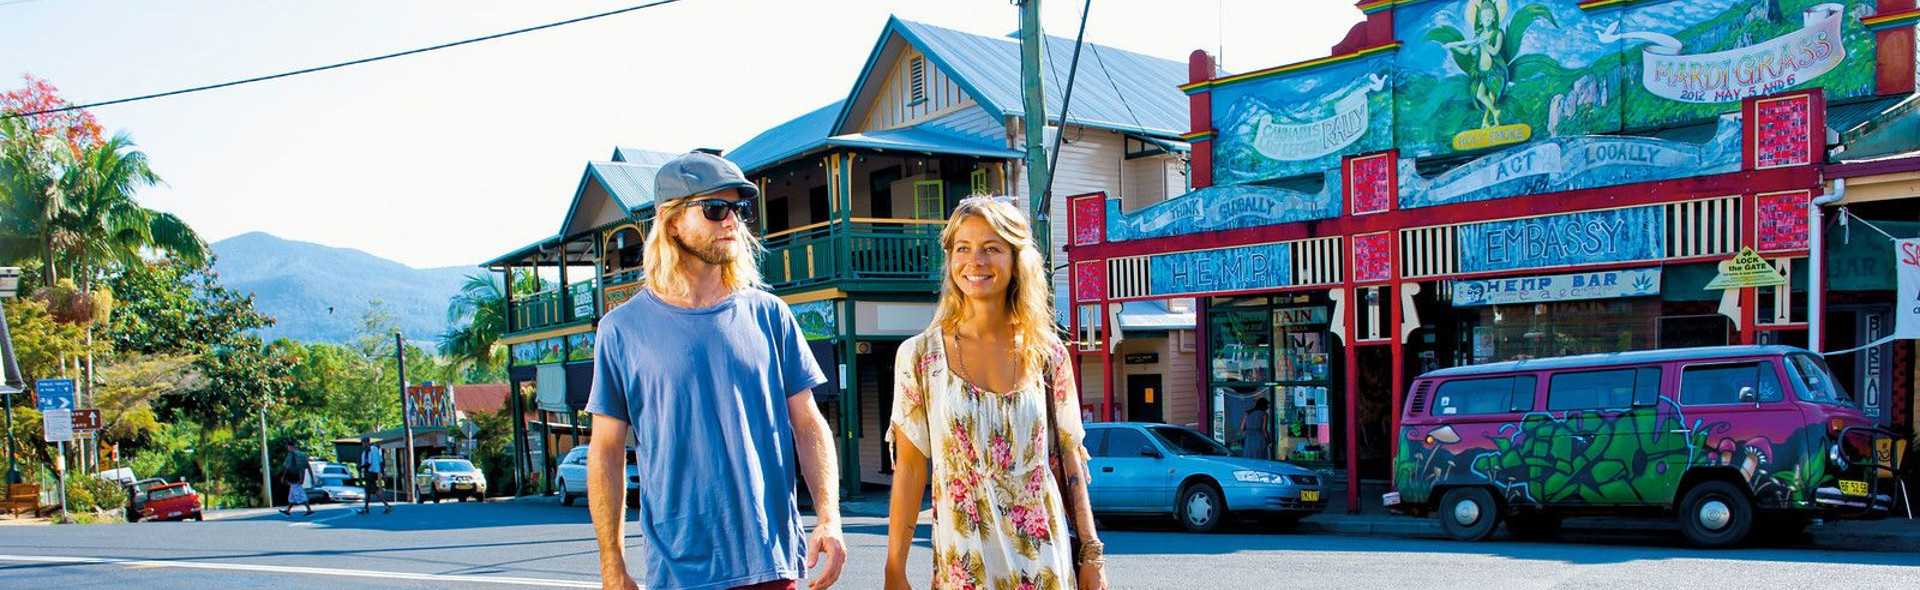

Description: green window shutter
[970,168,989,195]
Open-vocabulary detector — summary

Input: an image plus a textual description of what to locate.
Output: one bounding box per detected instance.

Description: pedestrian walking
[279,440,313,516]
[358,438,392,515]
[1241,398,1273,461]
[585,151,846,590]
[884,196,1108,590]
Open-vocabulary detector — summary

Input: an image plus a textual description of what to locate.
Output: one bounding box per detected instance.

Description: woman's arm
[884,432,929,590]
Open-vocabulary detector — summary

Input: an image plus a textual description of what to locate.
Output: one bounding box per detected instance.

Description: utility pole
[258,401,271,508]
[1017,0,1053,272]
[396,333,416,503]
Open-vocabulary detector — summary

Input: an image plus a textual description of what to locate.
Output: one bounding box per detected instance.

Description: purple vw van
[1387,345,1898,547]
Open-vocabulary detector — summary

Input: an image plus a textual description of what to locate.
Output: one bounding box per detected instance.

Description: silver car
[1085,422,1327,533]
[554,446,639,508]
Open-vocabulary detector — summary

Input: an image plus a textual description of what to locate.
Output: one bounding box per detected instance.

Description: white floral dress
[888,329,1087,590]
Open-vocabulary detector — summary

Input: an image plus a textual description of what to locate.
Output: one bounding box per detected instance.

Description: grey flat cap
[655,151,760,202]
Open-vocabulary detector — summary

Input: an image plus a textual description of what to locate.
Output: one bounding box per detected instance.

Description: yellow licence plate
[1839,480,1868,497]
[1301,490,1320,502]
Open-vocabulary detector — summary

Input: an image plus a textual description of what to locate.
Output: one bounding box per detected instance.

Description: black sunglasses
[682,198,757,223]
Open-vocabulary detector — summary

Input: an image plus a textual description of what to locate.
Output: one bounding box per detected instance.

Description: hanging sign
[1148,242,1294,297]
[1705,247,1788,289]
[1457,206,1666,273]
[1454,268,1662,307]
[1896,238,1920,339]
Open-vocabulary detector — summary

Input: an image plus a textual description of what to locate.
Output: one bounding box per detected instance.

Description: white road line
[0,554,605,588]
[288,510,358,528]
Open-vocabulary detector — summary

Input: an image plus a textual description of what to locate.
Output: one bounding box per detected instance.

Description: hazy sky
[0,0,1359,269]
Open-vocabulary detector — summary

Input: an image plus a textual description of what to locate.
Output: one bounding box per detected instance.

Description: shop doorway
[1126,374,1164,424]
[1829,305,1897,429]
[1354,346,1394,480]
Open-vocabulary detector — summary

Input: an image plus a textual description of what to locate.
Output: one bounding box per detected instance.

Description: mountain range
[210,232,480,345]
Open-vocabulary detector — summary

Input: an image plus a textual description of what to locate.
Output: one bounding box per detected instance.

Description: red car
[132,482,203,522]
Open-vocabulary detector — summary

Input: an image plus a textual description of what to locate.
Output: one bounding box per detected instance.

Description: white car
[553,446,639,508]
[414,458,487,502]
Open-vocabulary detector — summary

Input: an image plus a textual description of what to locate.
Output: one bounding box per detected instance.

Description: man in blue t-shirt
[586,151,845,590]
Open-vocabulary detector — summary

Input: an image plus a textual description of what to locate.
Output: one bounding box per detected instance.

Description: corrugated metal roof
[826,125,1025,159]
[587,161,663,211]
[480,234,558,268]
[611,147,679,166]
[1117,299,1196,331]
[1829,95,1911,137]
[727,101,845,174]
[873,18,1192,138]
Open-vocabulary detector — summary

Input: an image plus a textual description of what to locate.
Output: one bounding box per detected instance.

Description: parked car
[554,445,640,508]
[131,481,203,522]
[414,457,487,502]
[122,477,170,522]
[1388,345,1899,548]
[1085,422,1327,533]
[304,473,366,504]
[93,467,137,487]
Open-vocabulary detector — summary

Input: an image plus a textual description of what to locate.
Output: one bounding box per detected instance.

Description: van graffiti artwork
[1393,397,1828,510]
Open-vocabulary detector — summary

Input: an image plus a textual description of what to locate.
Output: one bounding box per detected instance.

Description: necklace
[951,329,1022,395]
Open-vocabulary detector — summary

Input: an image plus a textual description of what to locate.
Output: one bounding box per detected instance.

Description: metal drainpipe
[1808,178,1845,353]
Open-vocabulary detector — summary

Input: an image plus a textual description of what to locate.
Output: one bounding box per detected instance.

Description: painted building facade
[1065,0,1920,511]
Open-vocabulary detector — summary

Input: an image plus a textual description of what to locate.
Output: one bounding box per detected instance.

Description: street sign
[1705,247,1788,289]
[42,409,72,442]
[35,378,74,411]
[71,409,101,432]
[0,267,18,299]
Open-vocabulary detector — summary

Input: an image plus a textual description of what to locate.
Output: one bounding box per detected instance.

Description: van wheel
[1505,512,1562,540]
[1177,483,1227,533]
[1677,481,1753,548]
[1437,487,1501,542]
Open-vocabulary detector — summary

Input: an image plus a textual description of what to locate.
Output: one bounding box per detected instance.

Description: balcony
[508,279,599,334]
[760,219,944,294]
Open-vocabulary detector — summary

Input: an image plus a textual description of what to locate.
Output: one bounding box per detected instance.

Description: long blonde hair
[931,196,1062,378]
[641,196,767,301]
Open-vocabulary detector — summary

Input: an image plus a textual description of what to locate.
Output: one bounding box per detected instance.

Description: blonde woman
[885,196,1107,590]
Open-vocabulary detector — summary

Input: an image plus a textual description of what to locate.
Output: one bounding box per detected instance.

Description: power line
[0,0,692,121]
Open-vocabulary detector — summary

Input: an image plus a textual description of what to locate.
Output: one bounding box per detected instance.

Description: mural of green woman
[1428,0,1559,129]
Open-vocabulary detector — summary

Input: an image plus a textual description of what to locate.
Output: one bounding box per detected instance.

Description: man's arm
[788,390,844,589]
[588,413,639,589]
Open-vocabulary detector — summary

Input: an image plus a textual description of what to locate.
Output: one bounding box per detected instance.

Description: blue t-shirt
[586,288,827,590]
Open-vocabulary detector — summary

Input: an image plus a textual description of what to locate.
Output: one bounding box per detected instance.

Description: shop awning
[1074,299,1196,332]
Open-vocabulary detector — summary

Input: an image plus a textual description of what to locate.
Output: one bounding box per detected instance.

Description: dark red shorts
[730,580,796,590]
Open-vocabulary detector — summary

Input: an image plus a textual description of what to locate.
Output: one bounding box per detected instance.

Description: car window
[433,460,477,472]
[1680,361,1781,406]
[1548,368,1657,411]
[1788,354,1851,405]
[148,486,182,501]
[316,476,351,487]
[1082,429,1109,457]
[1432,376,1536,416]
[1145,426,1231,456]
[1101,428,1154,458]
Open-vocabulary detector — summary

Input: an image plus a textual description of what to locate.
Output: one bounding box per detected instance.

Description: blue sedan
[1084,423,1327,532]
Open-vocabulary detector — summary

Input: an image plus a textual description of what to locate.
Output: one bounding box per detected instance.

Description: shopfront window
[1210,310,1271,383]
[1462,299,1659,364]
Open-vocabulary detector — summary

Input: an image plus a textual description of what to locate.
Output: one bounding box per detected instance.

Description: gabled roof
[729,16,1197,175]
[728,101,846,174]
[556,161,661,240]
[612,147,678,166]
[838,17,1193,139]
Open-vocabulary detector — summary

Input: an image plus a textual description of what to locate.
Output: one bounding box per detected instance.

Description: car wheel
[1505,511,1562,540]
[1677,481,1753,548]
[1437,487,1501,542]
[559,479,575,506]
[1177,483,1227,533]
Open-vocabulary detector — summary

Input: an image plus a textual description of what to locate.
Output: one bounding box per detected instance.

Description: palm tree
[0,115,70,284]
[51,133,207,291]
[440,270,551,381]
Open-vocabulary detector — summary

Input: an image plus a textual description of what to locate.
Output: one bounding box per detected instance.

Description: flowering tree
[0,74,103,151]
